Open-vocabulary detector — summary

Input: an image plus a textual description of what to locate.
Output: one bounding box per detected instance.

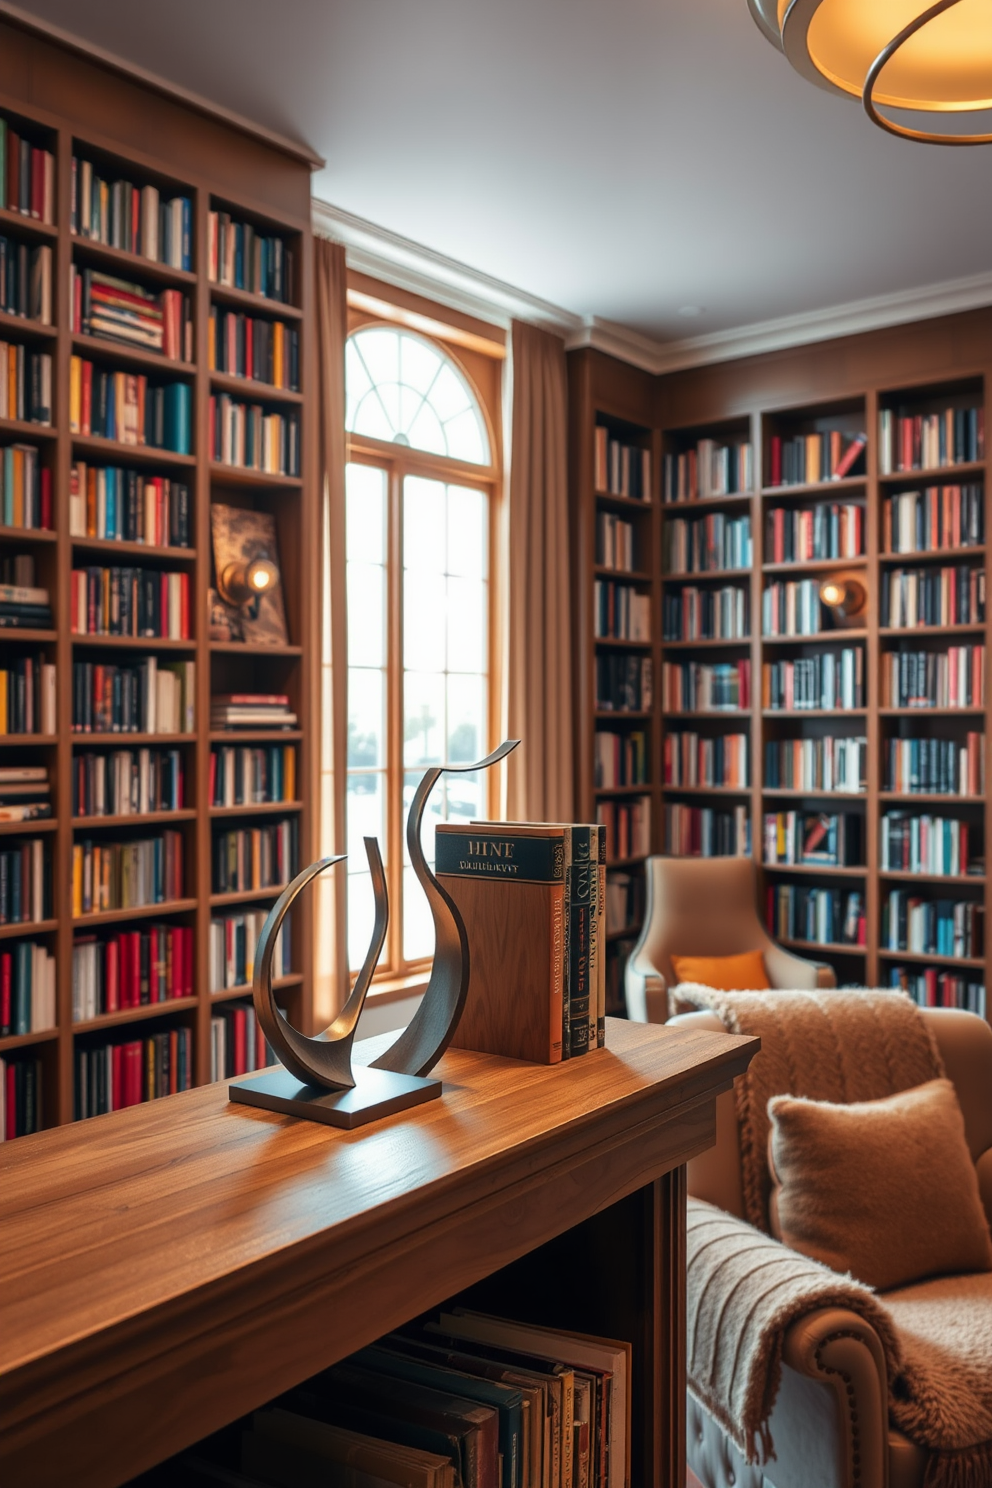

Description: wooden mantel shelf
[0,1018,756,1488]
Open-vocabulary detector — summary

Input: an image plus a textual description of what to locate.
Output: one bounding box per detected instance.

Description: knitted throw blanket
[672,985,945,1229]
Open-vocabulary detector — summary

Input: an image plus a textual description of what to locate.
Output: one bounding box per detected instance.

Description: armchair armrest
[623,945,668,1023]
[764,941,838,990]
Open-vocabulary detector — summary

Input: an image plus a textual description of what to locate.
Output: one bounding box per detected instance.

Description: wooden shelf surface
[209,281,303,319]
[0,1026,59,1052]
[210,974,303,1002]
[71,633,195,651]
[70,433,196,468]
[209,462,301,489]
[0,308,56,340]
[0,919,57,941]
[877,948,985,968]
[209,801,302,817]
[70,235,198,287]
[209,886,288,907]
[0,205,57,240]
[761,476,867,497]
[209,370,303,404]
[0,525,56,544]
[662,636,750,649]
[70,332,195,378]
[72,997,198,1034]
[72,900,198,928]
[878,461,985,484]
[69,536,195,562]
[779,937,866,957]
[72,810,196,829]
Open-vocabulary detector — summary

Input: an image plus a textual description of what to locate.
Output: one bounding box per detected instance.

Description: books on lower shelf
[0,441,52,529]
[71,157,192,269]
[210,909,291,992]
[593,580,649,641]
[0,939,55,1035]
[765,502,864,563]
[71,830,184,915]
[594,653,652,713]
[762,578,827,637]
[209,393,300,475]
[70,266,191,360]
[763,811,863,867]
[886,965,985,1018]
[212,818,299,894]
[0,235,52,323]
[0,652,56,734]
[663,583,748,641]
[208,211,294,304]
[664,512,751,573]
[1,1053,42,1141]
[881,890,983,958]
[0,837,46,923]
[884,733,984,796]
[71,657,195,734]
[597,796,650,862]
[0,574,51,630]
[72,923,194,1021]
[768,884,865,948]
[69,462,191,546]
[764,736,866,793]
[72,747,184,817]
[595,425,650,499]
[70,565,191,640]
[880,645,983,709]
[0,765,50,822]
[662,658,751,712]
[664,438,752,502]
[664,731,748,788]
[878,405,984,475]
[768,430,866,486]
[884,484,984,553]
[595,512,635,571]
[880,564,985,628]
[436,820,606,1063]
[605,868,644,938]
[210,743,297,805]
[762,647,864,711]
[69,358,192,453]
[0,341,52,424]
[880,812,976,877]
[594,729,647,789]
[0,122,54,223]
[208,306,300,389]
[74,1027,193,1120]
[664,803,750,858]
[210,694,297,730]
[211,999,272,1081]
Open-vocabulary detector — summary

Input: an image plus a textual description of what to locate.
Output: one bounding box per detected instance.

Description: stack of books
[0,123,55,222]
[0,236,51,323]
[71,657,195,734]
[768,430,866,486]
[74,1029,193,1119]
[0,444,52,529]
[0,765,50,822]
[71,830,184,915]
[0,341,52,423]
[0,939,55,1036]
[0,574,51,630]
[210,694,297,730]
[208,307,300,389]
[207,212,294,303]
[664,803,750,859]
[210,743,296,805]
[762,648,864,711]
[210,910,291,992]
[887,965,985,1018]
[72,748,184,817]
[0,837,46,924]
[884,484,984,552]
[210,1000,272,1081]
[880,563,985,628]
[663,731,749,789]
[0,1053,41,1140]
[212,819,298,894]
[69,463,191,547]
[208,393,300,475]
[768,884,865,948]
[437,820,607,1063]
[664,437,753,501]
[881,812,974,877]
[595,424,651,499]
[0,651,56,734]
[71,924,194,1020]
[763,811,863,867]
[70,157,192,269]
[70,565,191,640]
[884,733,984,796]
[879,405,983,473]
[68,359,192,454]
[880,645,983,710]
[70,266,191,361]
[882,890,982,958]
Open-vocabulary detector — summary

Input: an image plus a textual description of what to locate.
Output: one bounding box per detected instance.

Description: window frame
[344,315,503,988]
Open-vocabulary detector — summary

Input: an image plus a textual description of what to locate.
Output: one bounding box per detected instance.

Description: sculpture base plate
[229,1065,441,1128]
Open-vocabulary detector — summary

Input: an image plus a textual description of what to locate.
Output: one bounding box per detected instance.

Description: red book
[30,147,43,220]
[0,951,11,1034]
[234,1006,247,1076]
[770,435,782,488]
[131,185,140,255]
[180,572,189,638]
[40,467,52,529]
[124,1040,142,1106]
[106,937,119,1013]
[81,359,93,436]
[832,433,866,481]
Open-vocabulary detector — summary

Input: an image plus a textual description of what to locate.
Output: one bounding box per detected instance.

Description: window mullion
[386,463,406,974]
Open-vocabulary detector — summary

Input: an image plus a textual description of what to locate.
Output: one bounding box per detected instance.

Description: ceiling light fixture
[748,0,992,145]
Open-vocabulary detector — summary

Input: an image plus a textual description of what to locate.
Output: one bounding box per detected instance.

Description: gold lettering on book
[458,858,519,874]
[466,839,515,858]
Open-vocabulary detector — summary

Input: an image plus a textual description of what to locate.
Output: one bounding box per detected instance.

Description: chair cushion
[768,1077,992,1290]
[671,949,769,992]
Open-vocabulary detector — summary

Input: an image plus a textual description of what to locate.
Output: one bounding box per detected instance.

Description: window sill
[364,972,429,1006]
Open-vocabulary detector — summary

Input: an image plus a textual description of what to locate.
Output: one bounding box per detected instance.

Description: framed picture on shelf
[210,502,289,645]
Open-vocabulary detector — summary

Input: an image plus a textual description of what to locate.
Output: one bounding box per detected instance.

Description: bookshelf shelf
[71,810,197,828]
[209,728,303,743]
[594,783,653,798]
[762,629,868,645]
[0,525,56,544]
[662,566,749,583]
[69,235,198,286]
[594,635,651,651]
[878,707,986,717]
[663,491,753,510]
[208,641,303,656]
[69,331,195,377]
[208,463,302,490]
[209,801,302,817]
[662,784,750,796]
[209,370,303,405]
[877,948,986,968]
[762,788,866,799]
[661,636,751,650]
[879,545,985,564]
[0,205,58,240]
[0,1027,59,1053]
[879,792,984,804]
[0,627,56,643]
[70,634,196,651]
[209,886,288,907]
[70,732,196,745]
[70,433,196,468]
[879,871,984,886]
[72,900,198,928]
[594,565,653,581]
[0,919,57,941]
[780,937,866,957]
[763,863,868,877]
[209,282,303,319]
[69,536,195,561]
[878,462,985,484]
[0,309,56,340]
[760,476,867,497]
[0,734,57,748]
[210,973,303,1001]
[879,623,985,638]
[0,416,55,440]
[763,556,866,574]
[72,997,198,1034]
[0,819,56,836]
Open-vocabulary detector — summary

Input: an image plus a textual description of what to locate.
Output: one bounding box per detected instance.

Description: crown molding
[314,196,992,376]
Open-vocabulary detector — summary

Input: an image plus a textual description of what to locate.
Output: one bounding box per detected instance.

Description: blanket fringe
[923,1439,992,1488]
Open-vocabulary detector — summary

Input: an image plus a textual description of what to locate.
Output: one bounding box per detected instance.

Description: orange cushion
[670,949,770,991]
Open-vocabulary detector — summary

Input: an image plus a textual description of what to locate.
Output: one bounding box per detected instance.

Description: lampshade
[748,0,992,143]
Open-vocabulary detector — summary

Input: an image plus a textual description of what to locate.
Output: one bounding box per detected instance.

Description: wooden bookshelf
[0,18,318,1136]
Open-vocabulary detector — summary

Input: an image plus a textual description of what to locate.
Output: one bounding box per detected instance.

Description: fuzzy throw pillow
[670,949,769,992]
[767,1078,992,1291]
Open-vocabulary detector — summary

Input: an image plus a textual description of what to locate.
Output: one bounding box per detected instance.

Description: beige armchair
[624,856,836,1023]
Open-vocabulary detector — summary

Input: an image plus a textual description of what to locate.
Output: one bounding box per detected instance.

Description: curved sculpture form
[372,738,520,1079]
[253,837,388,1090]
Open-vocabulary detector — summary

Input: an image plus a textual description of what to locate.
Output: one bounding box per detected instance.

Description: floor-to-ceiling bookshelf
[0,17,318,1136]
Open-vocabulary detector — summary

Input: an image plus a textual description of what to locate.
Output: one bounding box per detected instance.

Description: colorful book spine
[74,1028,193,1119]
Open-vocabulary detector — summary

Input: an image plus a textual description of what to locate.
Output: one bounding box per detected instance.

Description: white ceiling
[14,0,992,343]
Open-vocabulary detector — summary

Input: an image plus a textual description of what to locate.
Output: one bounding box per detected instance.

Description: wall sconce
[819,574,867,627]
[217,556,280,608]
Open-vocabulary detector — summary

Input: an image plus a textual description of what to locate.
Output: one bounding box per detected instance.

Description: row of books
[662,584,748,642]
[71,657,195,734]
[211,1001,272,1081]
[70,565,192,640]
[69,464,191,547]
[210,910,292,992]
[210,744,297,807]
[664,803,750,859]
[663,439,753,502]
[74,1029,194,1120]
[0,764,49,824]
[884,734,984,796]
[594,653,653,713]
[764,736,867,794]
[762,578,826,637]
[768,430,866,487]
[880,564,985,629]
[0,123,54,223]
[208,307,300,389]
[71,924,195,1022]
[208,211,295,304]
[594,426,651,499]
[888,966,985,1017]
[664,513,752,574]
[882,891,983,958]
[605,868,643,938]
[70,830,185,916]
[72,747,185,818]
[593,580,649,641]
[661,658,752,713]
[68,360,192,453]
[71,157,192,269]
[594,513,636,572]
[0,573,50,630]
[593,729,647,790]
[0,653,56,735]
[763,811,863,867]
[878,406,984,474]
[0,940,55,1037]
[881,813,975,877]
[767,884,865,947]
[0,443,52,529]
[881,645,983,710]
[0,236,52,323]
[764,502,864,563]
[69,266,192,361]
[210,694,298,730]
[663,730,748,789]
[0,342,52,424]
[208,394,301,475]
[0,838,46,924]
[436,821,606,1060]
[212,819,299,895]
[596,797,649,864]
[1,1054,41,1140]
[883,484,984,554]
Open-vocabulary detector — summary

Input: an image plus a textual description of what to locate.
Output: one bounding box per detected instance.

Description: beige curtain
[505,320,574,822]
[314,237,349,1020]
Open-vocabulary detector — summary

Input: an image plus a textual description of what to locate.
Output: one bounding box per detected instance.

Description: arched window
[338,319,501,981]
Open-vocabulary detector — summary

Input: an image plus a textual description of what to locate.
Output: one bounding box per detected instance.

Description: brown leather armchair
[673,1004,992,1488]
[624,856,837,1023]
